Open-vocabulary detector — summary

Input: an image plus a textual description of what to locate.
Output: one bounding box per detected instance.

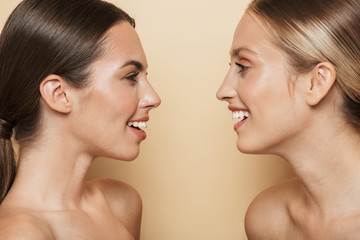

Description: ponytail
[0,119,16,204]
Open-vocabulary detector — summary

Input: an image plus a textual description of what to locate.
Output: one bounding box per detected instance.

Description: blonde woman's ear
[306,62,336,106]
[39,75,72,114]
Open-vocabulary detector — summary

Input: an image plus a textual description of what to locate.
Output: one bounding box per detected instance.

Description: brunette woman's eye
[235,62,249,73]
[125,72,140,82]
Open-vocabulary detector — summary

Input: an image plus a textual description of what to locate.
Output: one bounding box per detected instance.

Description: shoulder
[245,177,301,240]
[88,178,142,213]
[0,212,54,240]
[86,179,142,236]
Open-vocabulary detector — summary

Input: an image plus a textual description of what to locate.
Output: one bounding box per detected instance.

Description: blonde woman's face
[71,22,161,161]
[217,13,309,155]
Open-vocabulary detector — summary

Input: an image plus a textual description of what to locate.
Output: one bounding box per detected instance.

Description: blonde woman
[217,0,360,239]
[0,0,160,239]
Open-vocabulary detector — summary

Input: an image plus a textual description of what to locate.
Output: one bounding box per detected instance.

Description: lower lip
[128,126,147,140]
[234,119,247,131]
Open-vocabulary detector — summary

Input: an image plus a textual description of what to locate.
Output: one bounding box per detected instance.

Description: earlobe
[306,62,336,106]
[40,75,72,114]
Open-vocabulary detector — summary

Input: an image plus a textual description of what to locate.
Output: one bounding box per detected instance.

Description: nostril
[216,85,236,102]
[216,84,233,101]
[139,94,161,109]
[216,92,231,101]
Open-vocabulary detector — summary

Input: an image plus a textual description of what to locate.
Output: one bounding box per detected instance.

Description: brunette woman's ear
[39,75,72,113]
[306,62,336,106]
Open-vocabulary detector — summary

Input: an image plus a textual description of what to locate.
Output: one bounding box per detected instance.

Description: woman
[217,0,360,239]
[0,0,160,239]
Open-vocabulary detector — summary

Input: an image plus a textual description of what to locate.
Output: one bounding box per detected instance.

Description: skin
[0,21,160,240]
[217,12,360,240]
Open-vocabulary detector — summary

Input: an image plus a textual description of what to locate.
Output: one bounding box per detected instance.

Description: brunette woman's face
[73,22,161,160]
[216,13,309,155]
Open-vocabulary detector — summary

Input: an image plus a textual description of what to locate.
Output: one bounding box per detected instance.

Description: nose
[139,80,161,109]
[216,71,236,102]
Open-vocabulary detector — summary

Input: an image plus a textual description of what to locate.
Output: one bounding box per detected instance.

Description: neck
[7,136,94,210]
[279,120,360,219]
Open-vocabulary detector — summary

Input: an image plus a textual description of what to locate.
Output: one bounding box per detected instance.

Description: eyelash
[125,72,149,83]
[235,62,249,73]
[126,72,140,82]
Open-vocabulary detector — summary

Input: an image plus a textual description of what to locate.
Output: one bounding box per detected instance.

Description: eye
[235,62,249,73]
[125,72,140,82]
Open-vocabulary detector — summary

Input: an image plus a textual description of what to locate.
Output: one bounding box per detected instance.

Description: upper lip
[128,116,149,122]
[228,105,249,112]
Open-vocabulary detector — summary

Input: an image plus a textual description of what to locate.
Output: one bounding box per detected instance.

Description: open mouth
[232,111,249,121]
[127,121,147,131]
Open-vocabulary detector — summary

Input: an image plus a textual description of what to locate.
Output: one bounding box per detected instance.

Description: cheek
[114,90,139,114]
[242,70,290,104]
[238,78,295,132]
[80,88,138,126]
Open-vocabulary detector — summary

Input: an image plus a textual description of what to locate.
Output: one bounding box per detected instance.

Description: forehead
[101,22,147,67]
[231,13,273,57]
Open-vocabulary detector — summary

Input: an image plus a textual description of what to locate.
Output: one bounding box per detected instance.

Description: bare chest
[285,215,360,240]
[44,210,134,240]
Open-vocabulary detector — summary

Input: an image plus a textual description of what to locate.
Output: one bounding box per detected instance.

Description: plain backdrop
[0,0,293,239]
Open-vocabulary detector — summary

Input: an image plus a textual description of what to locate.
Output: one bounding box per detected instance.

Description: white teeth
[232,111,249,121]
[240,111,244,118]
[127,121,147,129]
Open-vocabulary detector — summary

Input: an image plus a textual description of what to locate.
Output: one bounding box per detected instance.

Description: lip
[228,105,249,131]
[128,116,149,122]
[234,119,247,131]
[129,126,147,140]
[127,116,149,141]
[228,105,249,112]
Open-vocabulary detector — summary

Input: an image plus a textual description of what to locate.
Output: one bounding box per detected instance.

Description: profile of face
[216,13,310,155]
[69,22,161,161]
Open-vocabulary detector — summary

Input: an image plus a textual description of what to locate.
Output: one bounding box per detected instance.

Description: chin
[236,140,266,155]
[118,148,140,161]
[237,137,280,156]
[112,153,139,162]
[102,147,140,161]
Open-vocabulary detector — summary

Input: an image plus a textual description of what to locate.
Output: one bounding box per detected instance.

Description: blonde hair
[248,0,360,129]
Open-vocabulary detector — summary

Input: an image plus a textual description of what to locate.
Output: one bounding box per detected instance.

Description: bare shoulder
[0,212,54,240]
[86,179,142,237]
[88,178,142,213]
[245,177,300,240]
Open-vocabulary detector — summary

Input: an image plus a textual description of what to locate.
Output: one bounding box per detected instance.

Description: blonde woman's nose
[216,74,236,102]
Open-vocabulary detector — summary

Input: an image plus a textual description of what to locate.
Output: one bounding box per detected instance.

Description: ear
[306,62,336,106]
[39,74,72,114]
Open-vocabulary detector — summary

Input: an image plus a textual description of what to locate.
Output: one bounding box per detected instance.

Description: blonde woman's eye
[235,62,249,73]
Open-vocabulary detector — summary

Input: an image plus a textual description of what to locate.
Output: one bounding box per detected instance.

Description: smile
[232,111,249,121]
[127,121,147,129]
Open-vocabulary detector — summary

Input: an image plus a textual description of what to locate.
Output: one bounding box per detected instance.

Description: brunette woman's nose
[139,82,161,109]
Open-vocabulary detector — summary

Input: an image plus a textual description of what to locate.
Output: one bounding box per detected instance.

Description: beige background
[0,0,293,239]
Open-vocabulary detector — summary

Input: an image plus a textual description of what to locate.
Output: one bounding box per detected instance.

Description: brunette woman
[0,0,160,239]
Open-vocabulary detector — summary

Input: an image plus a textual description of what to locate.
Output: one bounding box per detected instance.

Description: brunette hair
[248,0,360,129]
[0,0,135,203]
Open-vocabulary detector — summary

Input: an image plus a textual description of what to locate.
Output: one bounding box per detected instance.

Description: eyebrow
[230,47,258,58]
[120,60,145,71]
